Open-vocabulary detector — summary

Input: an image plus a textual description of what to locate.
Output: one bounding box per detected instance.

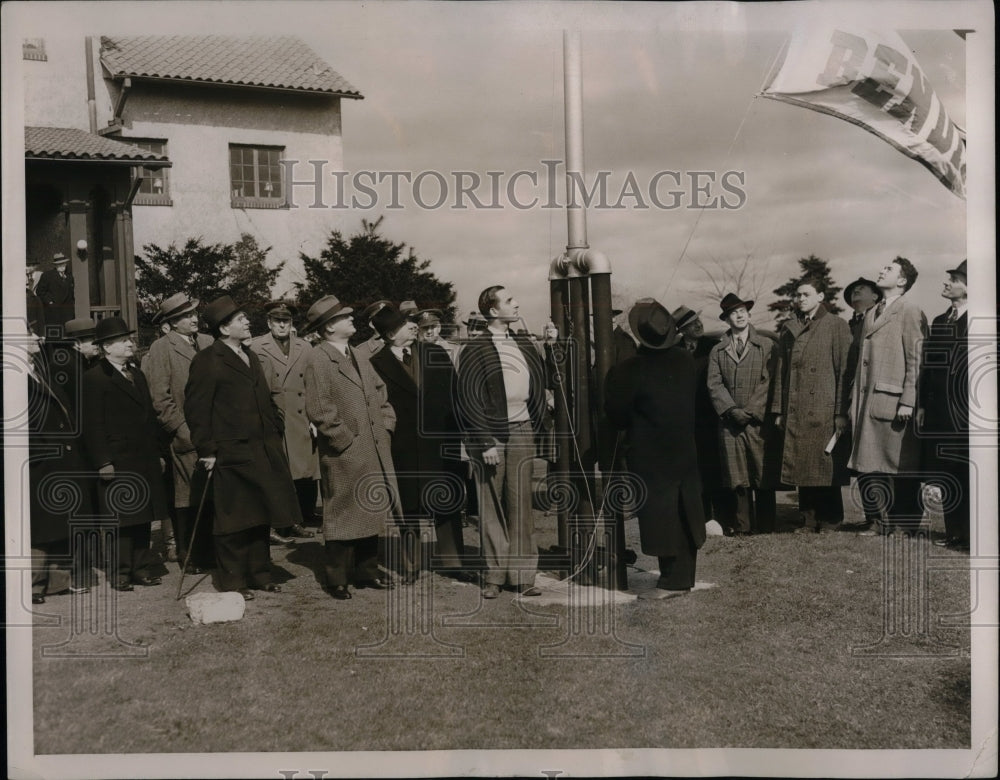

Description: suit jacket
[370,342,462,517]
[82,359,167,526]
[184,339,300,533]
[29,366,93,544]
[305,341,399,540]
[35,269,75,328]
[455,330,546,454]
[250,332,318,481]
[847,294,927,474]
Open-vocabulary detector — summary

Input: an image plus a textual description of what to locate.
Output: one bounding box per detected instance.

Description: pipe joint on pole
[548,248,613,280]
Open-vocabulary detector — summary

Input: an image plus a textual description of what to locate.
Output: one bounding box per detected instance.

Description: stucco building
[23,34,363,327]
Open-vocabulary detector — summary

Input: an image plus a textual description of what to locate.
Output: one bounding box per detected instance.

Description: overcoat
[250,333,318,481]
[919,308,968,467]
[82,359,167,526]
[34,269,75,329]
[184,339,301,534]
[305,341,399,540]
[772,306,852,486]
[689,335,724,489]
[29,368,93,544]
[142,330,215,506]
[370,341,462,517]
[847,295,927,474]
[605,345,707,557]
[706,326,778,489]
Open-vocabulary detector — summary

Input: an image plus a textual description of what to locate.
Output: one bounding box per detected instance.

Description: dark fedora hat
[843,277,883,305]
[52,253,70,265]
[946,259,967,279]
[201,295,242,333]
[154,292,199,325]
[670,305,701,330]
[64,318,97,340]
[93,316,135,344]
[371,304,409,340]
[301,294,354,336]
[629,298,681,350]
[718,293,754,320]
[399,300,419,318]
[265,299,297,320]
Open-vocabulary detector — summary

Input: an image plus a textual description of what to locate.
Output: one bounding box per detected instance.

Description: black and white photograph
[3,1,996,777]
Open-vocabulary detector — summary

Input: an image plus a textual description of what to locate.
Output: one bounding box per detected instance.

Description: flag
[760,28,965,199]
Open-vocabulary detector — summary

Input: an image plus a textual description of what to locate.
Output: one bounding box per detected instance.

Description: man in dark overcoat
[919,259,970,550]
[706,294,777,534]
[370,304,472,582]
[184,296,301,597]
[606,299,706,594]
[772,279,852,532]
[82,317,167,590]
[673,304,731,526]
[142,293,217,572]
[34,253,75,333]
[250,300,317,540]
[25,319,95,603]
[843,277,883,390]
[847,258,927,534]
[303,295,400,600]
[456,285,547,599]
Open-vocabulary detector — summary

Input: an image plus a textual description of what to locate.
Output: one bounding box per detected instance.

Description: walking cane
[176,465,214,600]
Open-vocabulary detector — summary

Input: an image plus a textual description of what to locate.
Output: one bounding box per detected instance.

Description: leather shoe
[284,523,315,538]
[450,570,479,584]
[183,564,207,575]
[69,585,91,594]
[112,580,134,592]
[238,588,255,601]
[356,577,394,590]
[329,584,352,600]
[518,585,542,597]
[32,593,45,604]
[269,529,295,545]
[257,583,281,593]
[482,583,501,599]
[132,575,162,586]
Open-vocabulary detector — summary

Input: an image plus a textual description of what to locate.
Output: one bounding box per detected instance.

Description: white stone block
[186,591,246,624]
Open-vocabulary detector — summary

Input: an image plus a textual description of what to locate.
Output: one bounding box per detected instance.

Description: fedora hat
[265,299,297,320]
[301,295,354,336]
[93,316,135,344]
[415,309,442,328]
[718,293,754,321]
[946,259,967,279]
[371,304,409,340]
[843,277,883,306]
[154,292,199,325]
[670,305,701,330]
[64,318,97,340]
[201,295,241,333]
[52,253,70,265]
[399,300,419,318]
[629,298,680,350]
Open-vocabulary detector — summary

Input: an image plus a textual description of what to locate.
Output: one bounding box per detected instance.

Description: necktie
[120,366,135,384]
[236,348,250,366]
[736,337,745,357]
[947,306,958,323]
[189,335,199,352]
[402,347,412,367]
[875,300,886,319]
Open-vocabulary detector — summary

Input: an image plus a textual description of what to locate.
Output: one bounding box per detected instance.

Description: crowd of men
[24,254,971,606]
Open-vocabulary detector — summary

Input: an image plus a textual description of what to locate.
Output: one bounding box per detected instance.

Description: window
[23,39,47,61]
[229,145,285,208]
[128,140,171,206]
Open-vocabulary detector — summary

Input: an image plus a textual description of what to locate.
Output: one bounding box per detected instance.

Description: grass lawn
[31,492,971,754]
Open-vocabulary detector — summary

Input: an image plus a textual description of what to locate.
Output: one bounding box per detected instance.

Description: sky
[3,0,989,331]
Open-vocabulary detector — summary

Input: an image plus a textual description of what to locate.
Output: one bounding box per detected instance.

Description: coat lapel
[374,347,417,396]
[215,340,254,379]
[104,360,144,406]
[865,296,902,339]
[168,331,196,361]
[321,341,362,388]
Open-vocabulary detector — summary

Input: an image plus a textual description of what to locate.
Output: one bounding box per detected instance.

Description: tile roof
[25,126,171,165]
[100,35,362,98]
